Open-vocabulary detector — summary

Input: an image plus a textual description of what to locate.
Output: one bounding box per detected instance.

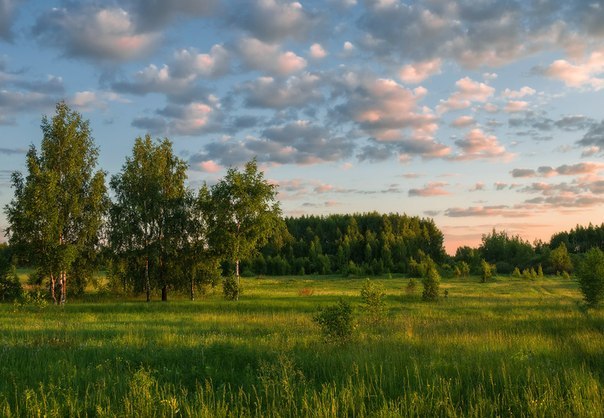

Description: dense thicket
[240,213,446,276]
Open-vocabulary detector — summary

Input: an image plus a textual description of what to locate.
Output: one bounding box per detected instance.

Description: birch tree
[4,102,107,304]
[205,159,282,299]
[109,135,188,301]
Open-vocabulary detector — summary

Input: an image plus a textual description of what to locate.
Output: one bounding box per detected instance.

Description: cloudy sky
[1,0,604,253]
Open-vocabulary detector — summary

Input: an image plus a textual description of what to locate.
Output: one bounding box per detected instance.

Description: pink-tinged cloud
[197,160,222,173]
[470,182,485,191]
[399,58,442,84]
[451,129,513,161]
[172,45,230,78]
[437,77,495,113]
[444,205,531,218]
[408,182,449,197]
[238,38,307,76]
[309,43,327,59]
[451,115,475,128]
[511,162,604,178]
[544,49,604,90]
[502,86,536,98]
[504,100,529,113]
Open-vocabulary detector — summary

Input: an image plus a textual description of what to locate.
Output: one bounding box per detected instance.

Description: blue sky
[1,0,604,252]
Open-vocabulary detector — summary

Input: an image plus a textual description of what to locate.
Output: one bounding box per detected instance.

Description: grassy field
[0,275,602,417]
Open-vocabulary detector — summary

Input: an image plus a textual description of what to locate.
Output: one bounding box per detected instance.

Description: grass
[0,275,603,417]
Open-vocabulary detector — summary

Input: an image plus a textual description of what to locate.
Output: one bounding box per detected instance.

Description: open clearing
[0,275,603,417]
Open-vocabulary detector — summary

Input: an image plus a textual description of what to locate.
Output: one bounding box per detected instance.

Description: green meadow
[0,275,603,417]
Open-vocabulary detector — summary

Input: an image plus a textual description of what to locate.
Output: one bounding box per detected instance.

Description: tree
[480,259,494,283]
[4,102,107,304]
[109,136,188,302]
[549,242,573,274]
[422,266,440,301]
[205,159,282,299]
[576,247,604,307]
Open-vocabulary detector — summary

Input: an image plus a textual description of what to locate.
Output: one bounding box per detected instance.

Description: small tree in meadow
[480,259,494,283]
[576,247,604,307]
[422,267,440,301]
[313,299,355,344]
[360,278,385,322]
[511,267,521,278]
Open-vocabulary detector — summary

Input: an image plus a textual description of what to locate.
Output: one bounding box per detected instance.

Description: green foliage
[576,247,604,306]
[422,267,440,301]
[0,257,22,303]
[549,242,573,273]
[479,229,534,271]
[205,159,283,283]
[480,259,494,283]
[312,299,355,343]
[4,102,107,303]
[511,267,521,278]
[359,278,385,322]
[222,276,241,301]
[109,135,189,301]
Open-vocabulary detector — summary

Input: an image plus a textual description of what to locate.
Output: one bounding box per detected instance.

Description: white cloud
[437,77,495,114]
[399,58,442,84]
[451,128,514,161]
[309,43,327,59]
[238,38,307,75]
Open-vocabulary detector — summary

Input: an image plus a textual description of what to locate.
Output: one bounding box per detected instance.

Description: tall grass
[0,275,602,417]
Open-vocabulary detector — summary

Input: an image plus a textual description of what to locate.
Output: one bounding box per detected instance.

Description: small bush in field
[511,267,521,278]
[480,259,494,283]
[360,278,385,322]
[576,247,604,307]
[312,299,355,344]
[422,268,440,301]
[222,276,241,300]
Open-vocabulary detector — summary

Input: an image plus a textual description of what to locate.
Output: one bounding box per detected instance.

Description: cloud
[33,6,160,62]
[399,58,441,84]
[451,129,513,161]
[69,90,126,111]
[227,0,320,42]
[543,48,604,90]
[237,37,307,75]
[408,182,449,197]
[0,0,23,41]
[512,162,604,178]
[194,160,222,173]
[333,74,448,160]
[451,115,475,128]
[437,77,495,113]
[470,182,485,191]
[132,98,223,136]
[128,0,218,31]
[189,120,355,167]
[240,73,322,109]
[504,100,529,113]
[444,205,531,218]
[309,43,327,59]
[578,120,604,148]
[502,86,536,98]
[171,45,231,79]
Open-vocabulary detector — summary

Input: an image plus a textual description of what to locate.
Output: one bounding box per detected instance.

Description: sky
[1,0,604,254]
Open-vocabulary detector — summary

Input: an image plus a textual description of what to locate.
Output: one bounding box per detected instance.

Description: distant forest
[240,217,604,278]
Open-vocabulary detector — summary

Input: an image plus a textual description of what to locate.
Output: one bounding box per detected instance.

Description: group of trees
[240,213,446,277]
[4,103,281,303]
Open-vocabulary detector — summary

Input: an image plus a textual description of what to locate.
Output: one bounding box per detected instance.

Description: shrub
[422,267,440,301]
[0,258,22,302]
[222,276,241,300]
[360,278,385,322]
[480,259,494,283]
[537,265,544,278]
[312,299,355,344]
[576,247,604,307]
[511,267,521,278]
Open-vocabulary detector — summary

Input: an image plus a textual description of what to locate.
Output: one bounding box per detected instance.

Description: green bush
[422,267,440,301]
[0,258,22,302]
[312,299,355,344]
[222,276,241,300]
[576,247,604,307]
[360,278,385,322]
[480,259,494,283]
[511,267,521,278]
